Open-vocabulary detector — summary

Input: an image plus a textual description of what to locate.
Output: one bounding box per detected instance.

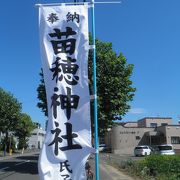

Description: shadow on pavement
[16,154,39,161]
[0,154,39,175]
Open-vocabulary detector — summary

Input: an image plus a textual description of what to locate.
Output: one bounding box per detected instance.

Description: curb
[0,150,40,160]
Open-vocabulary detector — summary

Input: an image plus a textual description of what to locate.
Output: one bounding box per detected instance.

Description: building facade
[105,117,180,155]
[28,124,46,149]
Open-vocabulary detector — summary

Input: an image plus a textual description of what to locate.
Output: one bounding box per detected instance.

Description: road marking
[15,160,30,166]
[0,160,30,171]
[0,167,10,171]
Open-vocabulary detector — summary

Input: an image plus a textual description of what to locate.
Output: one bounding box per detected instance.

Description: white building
[28,124,46,149]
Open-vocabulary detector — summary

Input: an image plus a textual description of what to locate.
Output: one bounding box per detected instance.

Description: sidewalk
[90,154,138,180]
[0,149,40,160]
[100,153,142,180]
[99,160,136,180]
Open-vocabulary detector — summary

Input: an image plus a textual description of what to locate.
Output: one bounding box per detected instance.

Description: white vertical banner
[38,5,93,180]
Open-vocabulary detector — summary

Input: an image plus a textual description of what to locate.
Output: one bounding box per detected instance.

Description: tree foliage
[36,37,136,136]
[0,88,22,133]
[0,87,22,152]
[37,70,48,117]
[14,113,35,149]
[0,88,35,151]
[88,38,136,135]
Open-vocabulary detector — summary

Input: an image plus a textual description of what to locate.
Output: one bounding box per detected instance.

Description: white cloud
[129,108,146,114]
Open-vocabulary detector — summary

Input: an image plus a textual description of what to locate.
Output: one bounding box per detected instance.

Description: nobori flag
[38,5,93,180]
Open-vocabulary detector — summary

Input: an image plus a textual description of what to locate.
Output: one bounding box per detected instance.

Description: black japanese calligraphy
[60,122,82,151]
[51,87,79,120]
[60,160,72,180]
[51,87,60,119]
[60,87,79,120]
[47,13,59,24]
[60,160,72,173]
[49,27,76,55]
[66,12,80,23]
[48,122,82,155]
[48,121,62,156]
[50,57,79,85]
[47,11,83,162]
[50,58,62,83]
[61,174,72,180]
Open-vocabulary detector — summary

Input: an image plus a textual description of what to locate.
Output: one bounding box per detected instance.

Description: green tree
[14,113,35,150]
[88,38,136,135]
[0,88,22,153]
[37,38,136,136]
[37,69,48,117]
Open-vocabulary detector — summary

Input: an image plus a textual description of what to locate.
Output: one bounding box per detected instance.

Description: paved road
[0,153,39,180]
[0,152,137,180]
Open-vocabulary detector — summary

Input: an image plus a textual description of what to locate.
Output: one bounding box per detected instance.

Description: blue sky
[0,0,180,128]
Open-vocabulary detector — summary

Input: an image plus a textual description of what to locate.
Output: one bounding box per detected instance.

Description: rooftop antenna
[177,115,180,124]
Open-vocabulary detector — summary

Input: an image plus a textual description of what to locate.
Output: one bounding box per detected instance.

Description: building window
[136,136,141,140]
[31,133,37,135]
[161,123,168,126]
[171,137,180,144]
[150,123,157,128]
[38,133,45,137]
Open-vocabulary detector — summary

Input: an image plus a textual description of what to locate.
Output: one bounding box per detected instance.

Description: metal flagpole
[90,0,99,180]
[35,2,121,7]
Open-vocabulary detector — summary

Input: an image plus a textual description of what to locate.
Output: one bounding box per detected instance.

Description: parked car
[156,144,175,155]
[134,145,152,156]
[101,146,111,153]
[98,144,107,152]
